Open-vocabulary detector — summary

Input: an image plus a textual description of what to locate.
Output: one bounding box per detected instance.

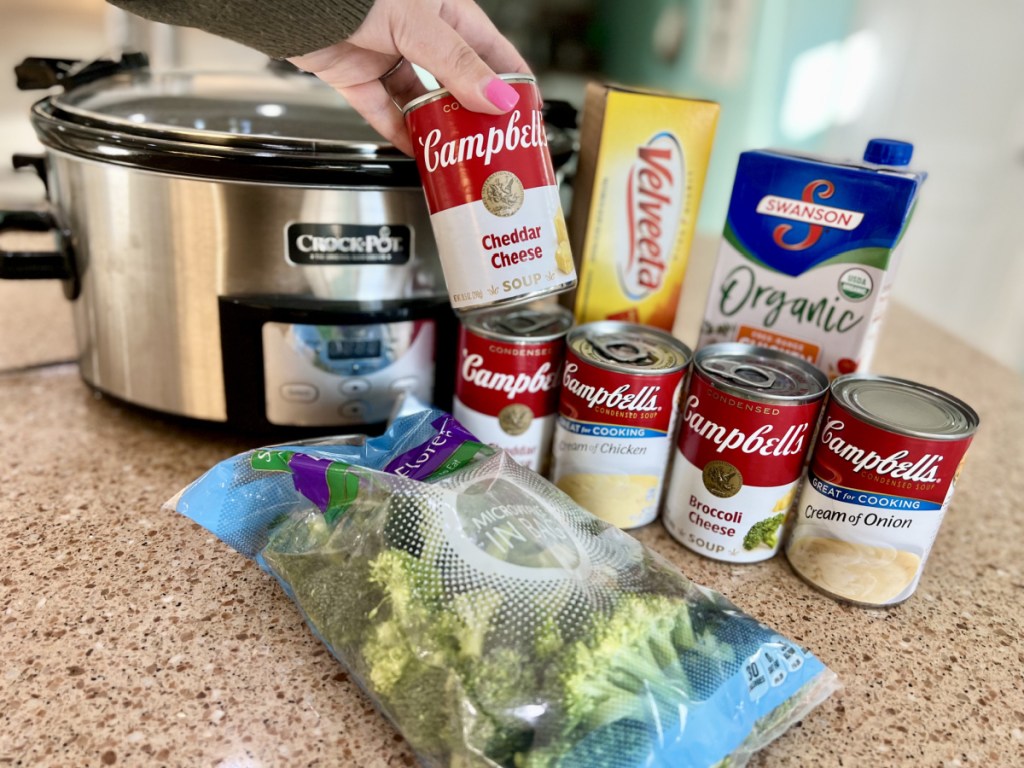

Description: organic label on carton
[698,150,925,378]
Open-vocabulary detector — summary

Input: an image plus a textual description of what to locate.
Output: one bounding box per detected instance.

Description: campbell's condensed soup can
[662,344,828,563]
[453,304,572,473]
[786,374,979,607]
[550,321,691,529]
[403,75,576,313]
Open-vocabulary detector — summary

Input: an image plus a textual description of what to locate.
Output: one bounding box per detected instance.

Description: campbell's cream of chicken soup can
[786,374,979,607]
[662,344,828,563]
[453,304,572,474]
[404,75,576,312]
[550,321,691,529]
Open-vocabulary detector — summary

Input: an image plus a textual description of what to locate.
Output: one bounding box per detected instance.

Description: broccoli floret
[518,590,750,768]
[742,513,786,550]
[361,548,533,765]
[548,594,695,739]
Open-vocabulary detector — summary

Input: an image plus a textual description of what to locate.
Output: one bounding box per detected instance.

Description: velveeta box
[565,82,719,331]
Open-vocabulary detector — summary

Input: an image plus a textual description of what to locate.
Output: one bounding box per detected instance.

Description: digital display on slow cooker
[326,339,382,360]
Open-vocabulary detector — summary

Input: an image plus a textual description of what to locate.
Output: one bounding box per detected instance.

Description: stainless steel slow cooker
[2,55,472,433]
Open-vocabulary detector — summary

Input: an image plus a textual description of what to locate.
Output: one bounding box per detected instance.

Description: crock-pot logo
[756,180,864,251]
[286,223,411,266]
[620,132,685,300]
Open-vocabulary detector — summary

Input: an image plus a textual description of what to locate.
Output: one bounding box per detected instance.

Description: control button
[339,400,370,419]
[280,383,319,403]
[390,376,419,393]
[339,378,371,396]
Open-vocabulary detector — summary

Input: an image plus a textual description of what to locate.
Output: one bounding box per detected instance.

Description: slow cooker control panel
[262,320,435,427]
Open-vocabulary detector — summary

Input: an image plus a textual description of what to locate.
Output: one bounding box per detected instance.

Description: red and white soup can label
[404,75,576,312]
[786,374,979,606]
[663,344,828,563]
[550,322,691,530]
[453,305,572,473]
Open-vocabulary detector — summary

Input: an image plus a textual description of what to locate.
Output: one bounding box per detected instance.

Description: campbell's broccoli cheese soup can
[550,321,691,529]
[454,304,572,474]
[663,344,828,563]
[404,75,576,313]
[786,374,978,607]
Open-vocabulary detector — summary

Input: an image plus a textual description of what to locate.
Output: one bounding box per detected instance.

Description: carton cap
[864,138,914,167]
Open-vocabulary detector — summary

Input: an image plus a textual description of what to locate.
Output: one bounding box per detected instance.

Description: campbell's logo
[757,180,865,251]
[461,353,558,401]
[561,363,661,412]
[675,374,821,486]
[418,108,547,173]
[682,395,808,457]
[820,419,942,483]
[620,133,685,299]
[454,329,564,417]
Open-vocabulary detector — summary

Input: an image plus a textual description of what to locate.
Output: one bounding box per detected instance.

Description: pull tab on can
[702,360,778,390]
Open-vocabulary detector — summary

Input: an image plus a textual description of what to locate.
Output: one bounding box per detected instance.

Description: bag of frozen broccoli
[169,408,838,768]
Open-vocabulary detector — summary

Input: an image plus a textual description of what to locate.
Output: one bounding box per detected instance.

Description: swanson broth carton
[698,139,926,378]
[566,82,720,331]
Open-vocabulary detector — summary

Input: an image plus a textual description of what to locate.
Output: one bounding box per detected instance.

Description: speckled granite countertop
[1,234,1022,768]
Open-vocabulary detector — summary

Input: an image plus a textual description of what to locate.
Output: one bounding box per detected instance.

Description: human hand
[289,0,531,155]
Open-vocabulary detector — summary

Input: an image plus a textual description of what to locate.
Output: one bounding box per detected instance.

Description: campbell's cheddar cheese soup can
[786,374,979,607]
[662,343,828,563]
[550,321,691,529]
[454,304,572,474]
[404,75,576,313]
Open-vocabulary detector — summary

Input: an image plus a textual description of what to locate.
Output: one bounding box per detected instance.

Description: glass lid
[31,68,426,184]
[47,69,397,153]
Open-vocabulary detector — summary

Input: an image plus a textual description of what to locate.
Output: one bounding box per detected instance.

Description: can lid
[569,321,691,374]
[464,304,573,342]
[696,343,828,403]
[831,374,979,440]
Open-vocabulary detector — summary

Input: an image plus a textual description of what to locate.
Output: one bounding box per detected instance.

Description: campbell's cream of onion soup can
[454,304,573,474]
[403,75,576,313]
[550,321,691,529]
[786,374,979,607]
[663,343,828,563]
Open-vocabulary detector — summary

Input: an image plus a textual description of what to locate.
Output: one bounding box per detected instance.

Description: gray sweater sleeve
[107,0,377,59]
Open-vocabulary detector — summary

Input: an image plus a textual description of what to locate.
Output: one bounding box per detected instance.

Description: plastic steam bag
[169,409,838,768]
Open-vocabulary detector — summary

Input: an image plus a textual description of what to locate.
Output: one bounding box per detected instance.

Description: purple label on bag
[287,454,333,510]
[384,415,489,481]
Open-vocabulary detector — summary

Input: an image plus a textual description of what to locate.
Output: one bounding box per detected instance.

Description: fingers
[366,0,528,115]
[378,57,431,111]
[339,80,416,156]
[291,0,533,155]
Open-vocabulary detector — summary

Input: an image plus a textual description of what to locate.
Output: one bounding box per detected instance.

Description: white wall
[819,0,1024,374]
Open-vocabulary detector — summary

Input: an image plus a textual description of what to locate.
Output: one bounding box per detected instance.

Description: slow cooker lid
[32,69,426,185]
[50,70,397,153]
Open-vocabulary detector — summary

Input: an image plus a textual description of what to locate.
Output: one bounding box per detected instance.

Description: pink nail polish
[485,77,520,111]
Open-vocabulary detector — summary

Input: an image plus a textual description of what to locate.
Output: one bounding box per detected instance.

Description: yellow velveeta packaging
[565,82,719,331]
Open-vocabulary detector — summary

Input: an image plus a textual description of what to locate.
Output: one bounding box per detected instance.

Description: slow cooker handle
[0,210,79,299]
[15,52,149,92]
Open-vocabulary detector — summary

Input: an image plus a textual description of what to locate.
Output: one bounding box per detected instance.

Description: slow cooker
[1,55,574,434]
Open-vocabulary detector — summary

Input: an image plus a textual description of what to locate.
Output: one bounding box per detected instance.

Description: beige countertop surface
[1,233,1022,768]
